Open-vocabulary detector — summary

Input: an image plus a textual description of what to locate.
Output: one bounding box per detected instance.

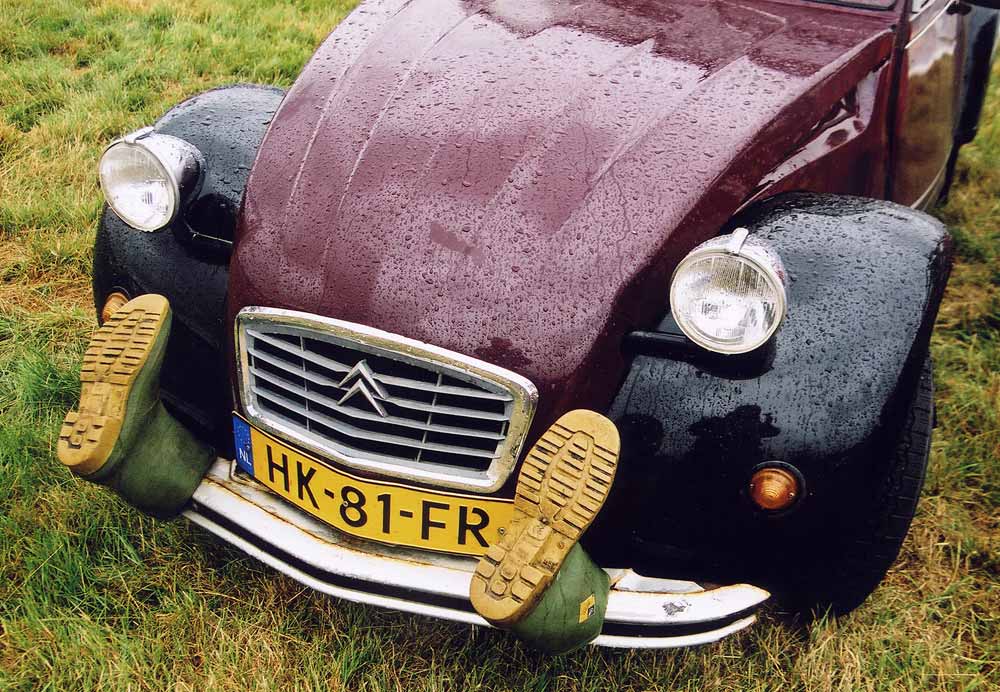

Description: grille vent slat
[239,314,533,488]
[249,384,499,459]
[250,367,506,441]
[248,328,512,402]
[248,342,509,422]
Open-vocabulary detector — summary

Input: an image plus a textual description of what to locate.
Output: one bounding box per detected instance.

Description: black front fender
[93,84,285,450]
[587,193,952,580]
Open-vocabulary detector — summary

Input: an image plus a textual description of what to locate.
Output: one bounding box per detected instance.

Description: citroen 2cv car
[84,0,998,648]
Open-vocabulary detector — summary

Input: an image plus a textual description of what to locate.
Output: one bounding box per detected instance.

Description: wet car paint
[741,62,893,205]
[228,0,899,449]
[893,0,964,206]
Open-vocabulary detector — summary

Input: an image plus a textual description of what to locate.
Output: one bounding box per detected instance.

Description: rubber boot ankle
[511,543,609,655]
[58,294,214,518]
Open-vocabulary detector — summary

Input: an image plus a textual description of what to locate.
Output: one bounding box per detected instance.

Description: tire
[782,355,934,616]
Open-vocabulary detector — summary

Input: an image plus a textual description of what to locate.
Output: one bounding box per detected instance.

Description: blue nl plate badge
[232,414,255,476]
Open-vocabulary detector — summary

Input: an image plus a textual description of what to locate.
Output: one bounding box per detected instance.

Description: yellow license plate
[232,414,514,556]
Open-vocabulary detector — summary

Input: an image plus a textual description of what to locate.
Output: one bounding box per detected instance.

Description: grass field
[1,1,997,690]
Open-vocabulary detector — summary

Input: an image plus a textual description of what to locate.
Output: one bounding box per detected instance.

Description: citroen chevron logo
[337,360,389,418]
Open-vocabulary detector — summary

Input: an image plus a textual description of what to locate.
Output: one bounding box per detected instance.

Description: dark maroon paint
[229,0,903,442]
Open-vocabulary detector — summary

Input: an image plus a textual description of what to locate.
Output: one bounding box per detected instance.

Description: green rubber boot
[511,543,610,655]
[470,410,620,654]
[58,294,214,518]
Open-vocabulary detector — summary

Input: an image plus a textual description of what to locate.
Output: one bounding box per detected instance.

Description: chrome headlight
[669,228,787,354]
[99,127,202,232]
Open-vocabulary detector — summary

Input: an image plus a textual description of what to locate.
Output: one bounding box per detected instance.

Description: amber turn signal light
[101,291,130,324]
[749,467,799,511]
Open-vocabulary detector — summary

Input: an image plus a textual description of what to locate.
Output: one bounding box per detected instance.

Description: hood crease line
[332,8,489,223]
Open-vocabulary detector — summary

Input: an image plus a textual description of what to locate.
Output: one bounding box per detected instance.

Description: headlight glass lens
[99,142,177,232]
[670,232,787,354]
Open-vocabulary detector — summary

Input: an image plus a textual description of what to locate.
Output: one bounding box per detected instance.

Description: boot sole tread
[57,295,169,476]
[469,410,620,626]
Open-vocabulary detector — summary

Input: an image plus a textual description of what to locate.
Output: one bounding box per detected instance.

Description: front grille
[236,308,537,492]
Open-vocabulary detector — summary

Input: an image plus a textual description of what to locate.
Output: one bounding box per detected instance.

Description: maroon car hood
[230,0,895,434]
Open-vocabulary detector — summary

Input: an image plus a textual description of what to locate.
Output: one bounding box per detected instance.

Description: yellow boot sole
[57,294,170,477]
[469,409,620,626]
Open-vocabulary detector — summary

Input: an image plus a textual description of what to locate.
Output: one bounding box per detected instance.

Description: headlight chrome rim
[99,127,203,232]
[669,228,788,355]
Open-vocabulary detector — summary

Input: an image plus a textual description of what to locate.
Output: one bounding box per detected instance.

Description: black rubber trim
[625,330,698,358]
[189,502,762,639]
[601,606,760,639]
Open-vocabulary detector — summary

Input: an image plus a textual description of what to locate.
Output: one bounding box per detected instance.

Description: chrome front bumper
[184,459,769,649]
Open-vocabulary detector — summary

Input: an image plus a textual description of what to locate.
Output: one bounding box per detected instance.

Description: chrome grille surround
[236,307,538,493]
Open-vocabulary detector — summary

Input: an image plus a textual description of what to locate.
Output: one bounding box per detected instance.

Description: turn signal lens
[101,291,130,323]
[749,467,799,511]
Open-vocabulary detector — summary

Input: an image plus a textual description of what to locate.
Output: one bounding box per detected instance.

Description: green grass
[1,1,998,690]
